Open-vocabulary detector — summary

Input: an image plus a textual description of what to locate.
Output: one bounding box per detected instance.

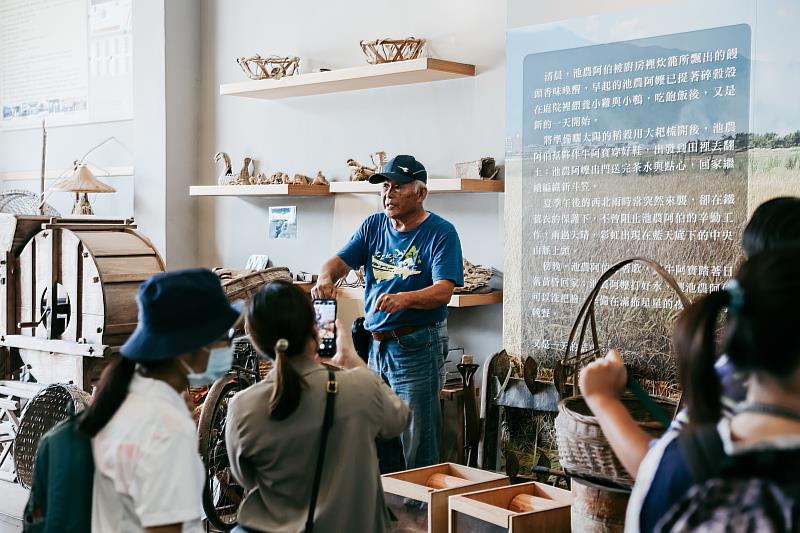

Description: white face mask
[179,345,234,387]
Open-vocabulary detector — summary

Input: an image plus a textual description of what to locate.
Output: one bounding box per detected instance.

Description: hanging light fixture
[49,161,116,215]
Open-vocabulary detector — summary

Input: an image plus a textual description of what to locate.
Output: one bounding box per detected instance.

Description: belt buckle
[326,380,338,394]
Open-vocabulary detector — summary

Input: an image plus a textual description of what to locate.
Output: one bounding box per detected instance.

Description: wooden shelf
[337,287,502,308]
[189,179,501,198]
[329,179,504,194]
[189,184,332,197]
[220,58,475,100]
[328,181,382,194]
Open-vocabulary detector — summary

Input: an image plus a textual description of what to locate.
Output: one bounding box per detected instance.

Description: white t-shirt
[91,373,204,533]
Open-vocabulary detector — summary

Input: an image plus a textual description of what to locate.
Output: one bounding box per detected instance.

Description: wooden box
[381,463,509,533]
[448,482,573,533]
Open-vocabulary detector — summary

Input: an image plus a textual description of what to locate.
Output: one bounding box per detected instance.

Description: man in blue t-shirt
[312,154,464,469]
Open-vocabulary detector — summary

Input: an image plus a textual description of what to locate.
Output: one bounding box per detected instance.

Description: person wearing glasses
[312,155,463,470]
[79,269,241,533]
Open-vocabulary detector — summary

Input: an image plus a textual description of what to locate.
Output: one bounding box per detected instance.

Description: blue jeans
[369,321,448,469]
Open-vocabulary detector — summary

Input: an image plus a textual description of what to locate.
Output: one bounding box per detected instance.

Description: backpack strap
[305,370,337,533]
[678,424,726,483]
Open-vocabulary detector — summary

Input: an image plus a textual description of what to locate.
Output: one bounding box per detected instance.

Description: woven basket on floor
[554,257,688,487]
[13,384,92,488]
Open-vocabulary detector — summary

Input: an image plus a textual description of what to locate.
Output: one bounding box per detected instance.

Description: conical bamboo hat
[51,164,116,193]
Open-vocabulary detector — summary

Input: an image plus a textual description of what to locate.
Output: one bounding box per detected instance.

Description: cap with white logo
[368,155,427,185]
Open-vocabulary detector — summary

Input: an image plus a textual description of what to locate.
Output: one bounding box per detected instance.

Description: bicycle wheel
[198,377,243,531]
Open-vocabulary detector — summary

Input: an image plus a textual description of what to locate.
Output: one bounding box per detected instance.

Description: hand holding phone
[313,298,337,358]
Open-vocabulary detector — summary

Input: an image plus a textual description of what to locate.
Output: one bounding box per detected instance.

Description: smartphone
[313,298,337,358]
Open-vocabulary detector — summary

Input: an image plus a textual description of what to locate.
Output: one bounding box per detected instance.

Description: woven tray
[14,384,92,489]
[554,257,687,487]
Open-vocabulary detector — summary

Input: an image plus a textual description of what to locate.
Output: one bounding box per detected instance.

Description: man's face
[381,179,425,219]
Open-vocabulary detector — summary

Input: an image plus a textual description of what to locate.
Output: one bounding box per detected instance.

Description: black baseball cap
[368,155,427,184]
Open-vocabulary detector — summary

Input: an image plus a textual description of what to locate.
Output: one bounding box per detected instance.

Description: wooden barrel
[14,219,163,389]
[570,477,630,532]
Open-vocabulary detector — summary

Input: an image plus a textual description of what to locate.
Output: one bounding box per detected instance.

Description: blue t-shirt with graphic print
[337,212,464,332]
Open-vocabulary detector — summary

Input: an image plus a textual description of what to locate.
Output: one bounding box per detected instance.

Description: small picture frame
[269,206,297,240]
[245,254,270,270]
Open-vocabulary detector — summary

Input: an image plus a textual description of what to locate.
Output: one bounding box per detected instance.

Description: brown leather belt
[371,325,423,342]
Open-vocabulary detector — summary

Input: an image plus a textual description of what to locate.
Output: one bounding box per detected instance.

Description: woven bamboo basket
[214,267,292,303]
[14,384,92,488]
[359,37,425,64]
[553,257,689,487]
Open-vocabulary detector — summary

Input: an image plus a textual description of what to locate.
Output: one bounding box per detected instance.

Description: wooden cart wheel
[198,377,243,531]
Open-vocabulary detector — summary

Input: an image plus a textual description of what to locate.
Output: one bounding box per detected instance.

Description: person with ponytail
[576,197,800,481]
[81,269,242,533]
[224,280,410,533]
[580,247,800,531]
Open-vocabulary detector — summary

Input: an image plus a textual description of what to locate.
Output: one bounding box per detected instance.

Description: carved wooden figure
[215,152,234,185]
[312,171,329,186]
[347,151,388,181]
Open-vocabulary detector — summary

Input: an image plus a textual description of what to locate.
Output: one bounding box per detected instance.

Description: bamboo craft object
[554,257,687,487]
[237,55,299,80]
[360,37,425,64]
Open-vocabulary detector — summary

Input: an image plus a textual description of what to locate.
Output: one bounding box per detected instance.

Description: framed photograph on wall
[269,206,297,240]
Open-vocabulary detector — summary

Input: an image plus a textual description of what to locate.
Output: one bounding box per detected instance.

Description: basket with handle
[553,257,689,487]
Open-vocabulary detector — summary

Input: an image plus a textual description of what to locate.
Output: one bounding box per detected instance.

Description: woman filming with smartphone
[225,280,410,533]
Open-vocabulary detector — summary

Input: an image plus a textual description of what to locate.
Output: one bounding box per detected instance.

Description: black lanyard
[305,370,337,533]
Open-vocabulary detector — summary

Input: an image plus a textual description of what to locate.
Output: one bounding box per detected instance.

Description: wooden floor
[0,480,25,532]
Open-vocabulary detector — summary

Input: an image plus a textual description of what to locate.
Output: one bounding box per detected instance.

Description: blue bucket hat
[368,154,427,185]
[121,268,242,362]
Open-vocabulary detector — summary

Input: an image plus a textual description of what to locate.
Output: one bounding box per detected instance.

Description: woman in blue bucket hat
[79,268,242,533]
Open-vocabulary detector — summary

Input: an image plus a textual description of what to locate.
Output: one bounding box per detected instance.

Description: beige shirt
[225,358,409,533]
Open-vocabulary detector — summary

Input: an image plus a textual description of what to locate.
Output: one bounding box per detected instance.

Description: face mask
[179,345,234,387]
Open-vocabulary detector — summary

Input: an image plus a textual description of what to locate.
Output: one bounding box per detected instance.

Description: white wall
[198,0,507,363]
[164,0,200,269]
[0,0,201,269]
[0,120,135,216]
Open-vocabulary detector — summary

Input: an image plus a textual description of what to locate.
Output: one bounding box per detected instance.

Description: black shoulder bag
[305,369,337,533]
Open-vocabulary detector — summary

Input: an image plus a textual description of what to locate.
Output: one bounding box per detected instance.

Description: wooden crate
[381,463,509,533]
[448,482,572,533]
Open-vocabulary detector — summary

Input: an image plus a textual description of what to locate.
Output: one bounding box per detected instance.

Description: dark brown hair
[247,280,315,420]
[741,196,800,257]
[674,246,800,425]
